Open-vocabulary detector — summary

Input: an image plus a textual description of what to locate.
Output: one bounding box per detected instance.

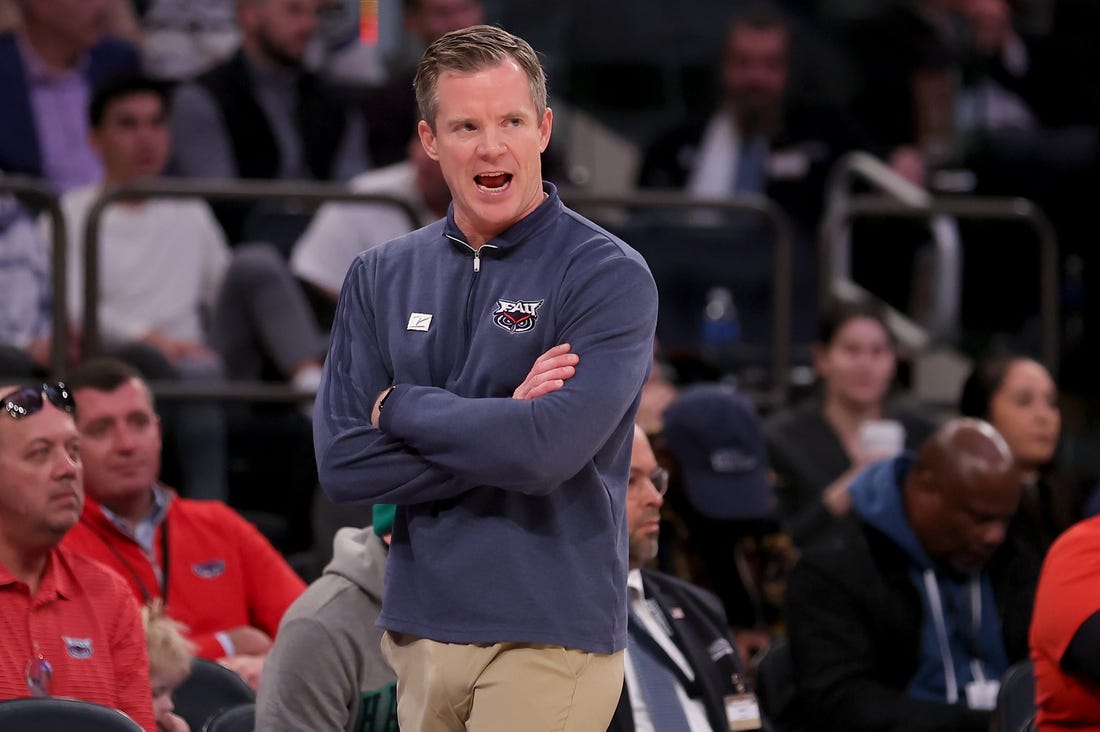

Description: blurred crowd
[2,0,1100,730]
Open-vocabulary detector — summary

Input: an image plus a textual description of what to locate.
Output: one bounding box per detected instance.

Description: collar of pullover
[443,181,562,256]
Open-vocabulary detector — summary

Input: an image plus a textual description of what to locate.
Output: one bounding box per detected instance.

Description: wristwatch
[378,385,396,411]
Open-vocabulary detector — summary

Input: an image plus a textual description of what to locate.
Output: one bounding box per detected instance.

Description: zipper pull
[473,249,481,273]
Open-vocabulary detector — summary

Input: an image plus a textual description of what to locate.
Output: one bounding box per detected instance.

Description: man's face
[915,466,1021,573]
[418,60,552,248]
[73,379,162,508]
[0,390,83,549]
[244,0,320,66]
[721,25,789,119]
[90,91,171,183]
[406,0,485,46]
[22,0,112,54]
[627,427,664,569]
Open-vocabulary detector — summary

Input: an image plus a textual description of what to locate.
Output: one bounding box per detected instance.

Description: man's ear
[418,120,440,161]
[538,107,553,153]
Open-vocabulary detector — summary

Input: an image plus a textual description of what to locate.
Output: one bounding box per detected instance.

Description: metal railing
[0,175,68,377]
[558,187,794,406]
[67,179,419,402]
[820,194,1060,372]
[6,172,1059,405]
[823,152,963,341]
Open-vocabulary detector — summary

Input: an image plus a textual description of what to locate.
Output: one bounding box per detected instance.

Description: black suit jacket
[607,569,746,732]
[636,101,870,236]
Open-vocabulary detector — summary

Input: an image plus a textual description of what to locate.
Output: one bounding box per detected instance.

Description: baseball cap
[661,382,776,520]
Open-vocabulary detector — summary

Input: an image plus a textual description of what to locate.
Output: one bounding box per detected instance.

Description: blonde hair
[414,24,547,131]
[142,601,195,681]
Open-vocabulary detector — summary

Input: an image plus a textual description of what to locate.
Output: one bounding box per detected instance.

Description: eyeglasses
[25,654,52,698]
[629,467,669,498]
[2,382,75,421]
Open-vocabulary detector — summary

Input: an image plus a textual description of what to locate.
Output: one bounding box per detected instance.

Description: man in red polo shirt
[0,380,155,729]
[61,358,306,690]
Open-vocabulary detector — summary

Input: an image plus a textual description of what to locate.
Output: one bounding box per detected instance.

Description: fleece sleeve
[314,256,479,505]
[380,252,658,493]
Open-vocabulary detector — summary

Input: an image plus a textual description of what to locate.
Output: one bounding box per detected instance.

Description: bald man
[784,418,1043,732]
[0,382,155,728]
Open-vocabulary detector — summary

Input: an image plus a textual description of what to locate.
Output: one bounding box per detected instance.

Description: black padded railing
[0,175,68,377]
[820,194,1059,372]
[558,187,795,407]
[79,179,420,401]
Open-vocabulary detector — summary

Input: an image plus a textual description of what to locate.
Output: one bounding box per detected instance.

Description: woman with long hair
[959,354,1076,553]
[764,298,939,546]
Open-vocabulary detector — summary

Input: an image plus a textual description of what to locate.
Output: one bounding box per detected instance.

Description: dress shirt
[16,33,102,192]
[625,569,713,732]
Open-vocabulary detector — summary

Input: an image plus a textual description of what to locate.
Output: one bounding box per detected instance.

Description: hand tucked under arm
[315,257,477,505]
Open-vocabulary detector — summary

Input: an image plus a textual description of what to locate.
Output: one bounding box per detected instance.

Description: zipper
[446,234,498,273]
[445,234,499,363]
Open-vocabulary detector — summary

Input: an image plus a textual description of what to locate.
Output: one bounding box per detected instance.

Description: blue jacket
[850,455,1009,705]
[0,33,139,180]
[785,456,1039,732]
[314,183,658,654]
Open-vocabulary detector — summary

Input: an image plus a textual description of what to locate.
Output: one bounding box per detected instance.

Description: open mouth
[475,172,512,191]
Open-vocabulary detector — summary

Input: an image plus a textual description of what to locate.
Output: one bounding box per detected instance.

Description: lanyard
[922,570,985,704]
[82,516,170,603]
[158,520,170,603]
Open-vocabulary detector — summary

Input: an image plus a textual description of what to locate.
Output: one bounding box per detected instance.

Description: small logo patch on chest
[62,637,93,659]
[407,312,432,332]
[493,299,543,333]
[191,559,226,579]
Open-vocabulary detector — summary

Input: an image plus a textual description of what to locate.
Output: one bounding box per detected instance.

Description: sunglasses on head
[2,382,76,420]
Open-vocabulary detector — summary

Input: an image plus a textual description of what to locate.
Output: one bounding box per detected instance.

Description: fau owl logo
[192,559,227,579]
[493,298,543,333]
[62,637,94,659]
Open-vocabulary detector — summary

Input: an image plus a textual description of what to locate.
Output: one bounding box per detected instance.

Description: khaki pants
[381,631,625,732]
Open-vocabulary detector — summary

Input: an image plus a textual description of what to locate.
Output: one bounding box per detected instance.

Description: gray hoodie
[256,527,396,732]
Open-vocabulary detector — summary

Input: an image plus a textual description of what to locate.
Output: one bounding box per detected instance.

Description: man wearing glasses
[0,382,155,729]
[608,425,764,732]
